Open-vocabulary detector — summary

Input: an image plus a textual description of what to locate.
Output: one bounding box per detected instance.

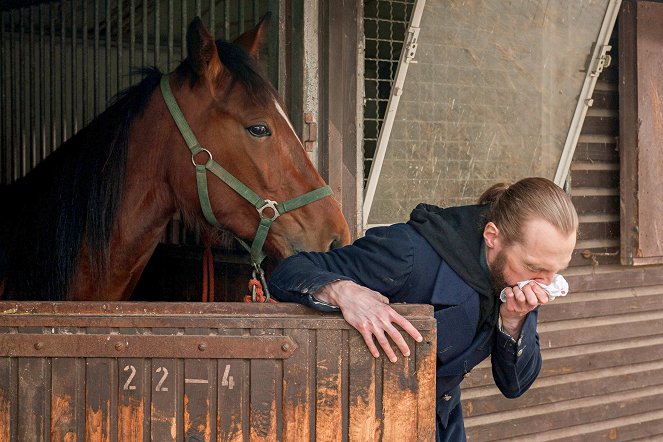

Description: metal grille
[362,0,413,184]
[0,0,276,245]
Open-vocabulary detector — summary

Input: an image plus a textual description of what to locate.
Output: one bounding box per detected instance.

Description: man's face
[484,218,576,291]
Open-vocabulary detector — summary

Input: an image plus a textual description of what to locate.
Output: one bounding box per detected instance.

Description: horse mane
[0,39,275,301]
[0,70,162,300]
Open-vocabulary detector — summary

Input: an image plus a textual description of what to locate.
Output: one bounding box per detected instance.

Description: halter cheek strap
[159,76,333,272]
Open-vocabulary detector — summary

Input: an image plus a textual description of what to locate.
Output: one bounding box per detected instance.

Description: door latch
[304,112,317,152]
[590,45,612,77]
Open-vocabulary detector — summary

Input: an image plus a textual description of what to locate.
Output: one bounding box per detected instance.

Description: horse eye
[247,124,272,138]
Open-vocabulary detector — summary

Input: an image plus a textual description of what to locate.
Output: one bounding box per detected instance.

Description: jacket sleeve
[268,223,436,310]
[490,308,542,398]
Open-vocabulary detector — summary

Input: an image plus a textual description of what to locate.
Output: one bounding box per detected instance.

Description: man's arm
[491,309,542,398]
[491,282,547,397]
[269,224,426,361]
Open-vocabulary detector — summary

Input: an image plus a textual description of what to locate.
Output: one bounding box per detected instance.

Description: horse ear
[186,17,221,78]
[233,12,271,59]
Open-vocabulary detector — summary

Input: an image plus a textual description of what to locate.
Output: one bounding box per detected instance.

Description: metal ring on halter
[258,200,281,221]
[191,148,213,167]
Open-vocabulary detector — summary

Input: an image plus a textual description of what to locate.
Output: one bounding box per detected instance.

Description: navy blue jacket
[268,223,541,441]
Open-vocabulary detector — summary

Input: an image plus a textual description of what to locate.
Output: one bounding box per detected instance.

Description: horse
[0,15,350,302]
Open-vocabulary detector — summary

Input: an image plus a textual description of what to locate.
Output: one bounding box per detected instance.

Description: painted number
[155,366,169,392]
[221,364,235,390]
[123,365,137,390]
[123,365,172,392]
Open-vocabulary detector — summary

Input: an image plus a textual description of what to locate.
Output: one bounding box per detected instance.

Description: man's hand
[315,280,423,362]
[499,282,549,338]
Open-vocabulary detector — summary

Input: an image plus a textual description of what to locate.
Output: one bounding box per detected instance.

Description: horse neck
[69,96,177,301]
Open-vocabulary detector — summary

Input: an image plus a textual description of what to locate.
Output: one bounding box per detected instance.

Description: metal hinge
[303,112,317,152]
[404,26,421,64]
[590,45,612,77]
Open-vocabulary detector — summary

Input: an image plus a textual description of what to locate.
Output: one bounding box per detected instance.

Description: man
[268,177,578,441]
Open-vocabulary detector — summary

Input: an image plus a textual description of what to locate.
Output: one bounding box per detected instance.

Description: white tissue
[499,274,568,303]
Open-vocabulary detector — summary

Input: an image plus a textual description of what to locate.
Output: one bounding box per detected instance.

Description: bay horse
[0,15,350,301]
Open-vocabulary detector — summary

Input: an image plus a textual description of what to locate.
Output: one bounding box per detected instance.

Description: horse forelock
[1,70,162,300]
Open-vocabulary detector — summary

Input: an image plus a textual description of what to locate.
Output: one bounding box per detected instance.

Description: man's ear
[483,222,500,249]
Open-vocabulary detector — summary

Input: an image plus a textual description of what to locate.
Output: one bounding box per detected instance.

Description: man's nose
[536,273,555,286]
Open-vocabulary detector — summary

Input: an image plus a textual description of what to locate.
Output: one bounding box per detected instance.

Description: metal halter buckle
[191,148,212,167]
[257,200,280,221]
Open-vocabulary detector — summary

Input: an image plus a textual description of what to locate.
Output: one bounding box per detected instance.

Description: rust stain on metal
[86,406,110,442]
[119,397,144,441]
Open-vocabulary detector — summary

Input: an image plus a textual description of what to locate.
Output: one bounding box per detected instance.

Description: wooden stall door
[619,0,663,265]
[0,302,436,442]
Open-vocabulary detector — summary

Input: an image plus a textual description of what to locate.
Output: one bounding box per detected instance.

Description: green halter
[160,76,333,271]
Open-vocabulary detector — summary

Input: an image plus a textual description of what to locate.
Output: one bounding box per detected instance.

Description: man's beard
[490,248,509,293]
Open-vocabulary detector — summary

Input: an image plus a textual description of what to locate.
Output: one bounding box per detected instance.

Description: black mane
[0,70,161,300]
[0,40,274,301]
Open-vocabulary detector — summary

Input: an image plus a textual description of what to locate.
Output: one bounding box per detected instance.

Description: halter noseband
[159,76,333,279]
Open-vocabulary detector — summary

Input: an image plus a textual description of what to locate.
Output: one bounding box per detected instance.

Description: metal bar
[141,0,146,69]
[82,0,88,125]
[39,4,46,160]
[105,0,110,104]
[363,0,426,227]
[196,0,201,18]
[19,7,26,177]
[72,0,78,135]
[554,0,623,187]
[29,5,36,170]
[49,2,56,154]
[154,0,159,67]
[0,334,299,359]
[224,0,229,40]
[181,0,186,60]
[11,9,18,179]
[167,0,173,71]
[239,0,244,33]
[60,0,67,143]
[117,0,122,92]
[209,0,214,35]
[94,0,99,115]
[355,0,366,236]
[129,0,134,84]
[0,10,6,183]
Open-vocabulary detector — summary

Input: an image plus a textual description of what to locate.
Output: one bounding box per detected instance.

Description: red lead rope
[244,278,278,303]
[202,246,215,302]
[202,246,277,303]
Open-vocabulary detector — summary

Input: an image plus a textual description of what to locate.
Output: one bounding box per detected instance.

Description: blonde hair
[478,177,578,245]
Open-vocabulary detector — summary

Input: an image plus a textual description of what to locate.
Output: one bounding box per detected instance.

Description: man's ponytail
[478,177,578,245]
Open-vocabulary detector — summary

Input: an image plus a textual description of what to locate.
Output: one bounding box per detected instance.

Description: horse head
[161,16,350,260]
[0,15,350,302]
